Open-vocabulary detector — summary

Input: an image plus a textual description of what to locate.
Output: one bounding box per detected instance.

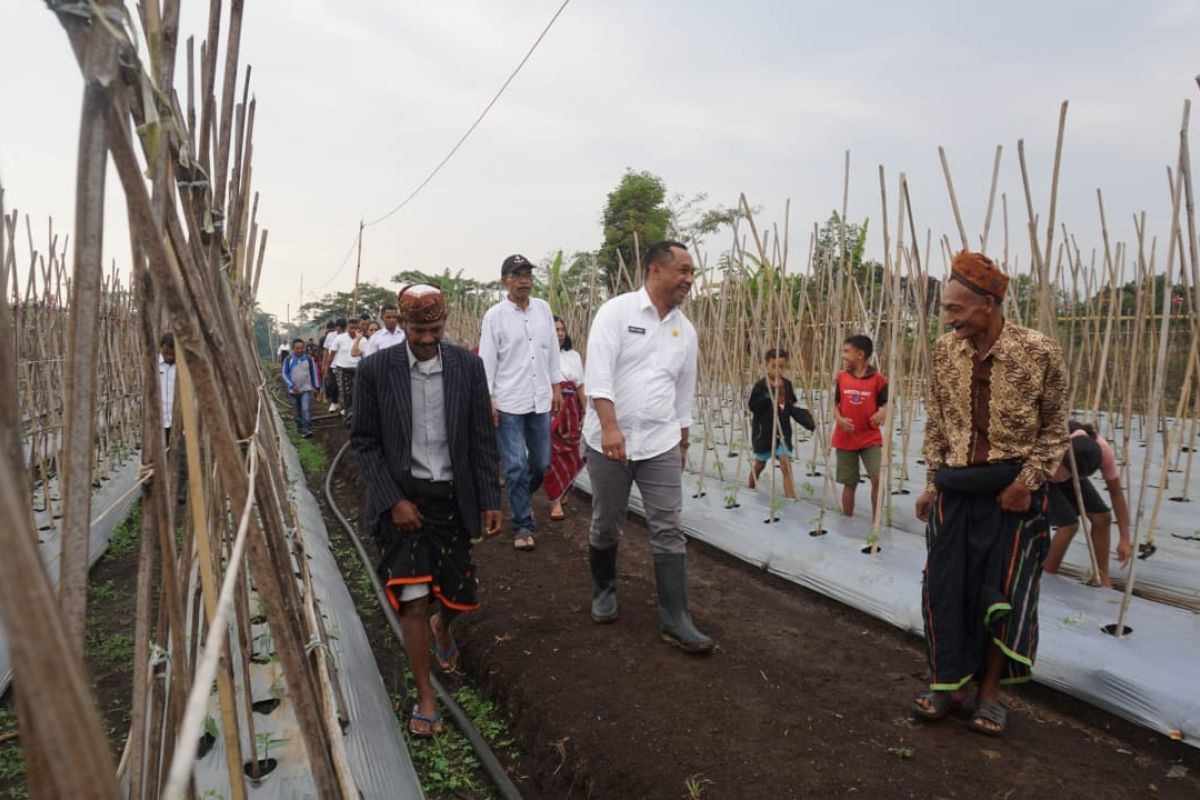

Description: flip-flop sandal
[913,691,970,720]
[409,710,444,738]
[429,617,460,672]
[968,700,1008,737]
[514,536,536,551]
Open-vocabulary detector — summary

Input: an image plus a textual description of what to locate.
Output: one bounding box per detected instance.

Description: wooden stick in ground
[937,146,969,250]
[58,3,122,656]
[1116,108,1188,637]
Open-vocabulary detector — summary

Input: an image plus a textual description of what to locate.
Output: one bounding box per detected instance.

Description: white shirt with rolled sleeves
[478,297,562,414]
[365,326,405,356]
[582,288,697,462]
[331,332,361,369]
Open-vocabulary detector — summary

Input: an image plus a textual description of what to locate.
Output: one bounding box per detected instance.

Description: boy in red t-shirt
[832,335,888,519]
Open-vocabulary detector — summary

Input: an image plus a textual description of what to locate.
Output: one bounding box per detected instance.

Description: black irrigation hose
[324,441,524,800]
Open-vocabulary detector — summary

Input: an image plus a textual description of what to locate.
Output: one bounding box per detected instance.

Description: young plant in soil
[244,731,288,782]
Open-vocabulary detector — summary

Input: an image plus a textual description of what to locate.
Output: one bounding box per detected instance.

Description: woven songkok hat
[950,250,1008,301]
[398,284,446,323]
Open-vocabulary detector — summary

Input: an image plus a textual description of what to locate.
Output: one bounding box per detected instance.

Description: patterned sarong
[922,462,1050,689]
[376,491,479,612]
[543,382,583,503]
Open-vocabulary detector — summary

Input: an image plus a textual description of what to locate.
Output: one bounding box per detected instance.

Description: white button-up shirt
[331,332,361,369]
[158,355,177,430]
[365,326,405,356]
[478,296,562,414]
[582,288,697,461]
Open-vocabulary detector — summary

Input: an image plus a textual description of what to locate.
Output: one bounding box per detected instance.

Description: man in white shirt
[582,240,713,654]
[365,302,406,357]
[321,320,342,410]
[330,317,363,419]
[478,254,563,550]
[158,333,186,504]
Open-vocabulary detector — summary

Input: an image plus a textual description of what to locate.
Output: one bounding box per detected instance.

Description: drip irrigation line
[362,0,571,229]
[324,441,524,800]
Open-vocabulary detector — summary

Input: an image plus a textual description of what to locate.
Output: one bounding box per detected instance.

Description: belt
[407,477,455,501]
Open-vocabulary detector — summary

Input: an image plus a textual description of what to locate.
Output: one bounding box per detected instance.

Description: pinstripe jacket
[351,342,501,537]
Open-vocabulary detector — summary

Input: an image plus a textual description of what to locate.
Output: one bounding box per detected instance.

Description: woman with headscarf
[544,316,586,521]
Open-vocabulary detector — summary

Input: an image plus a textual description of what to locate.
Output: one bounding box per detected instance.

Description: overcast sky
[2,1,1198,323]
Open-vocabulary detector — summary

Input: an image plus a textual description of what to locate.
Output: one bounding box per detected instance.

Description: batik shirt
[923,322,1068,493]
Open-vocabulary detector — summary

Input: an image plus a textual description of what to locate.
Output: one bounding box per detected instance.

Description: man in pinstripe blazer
[351,284,502,737]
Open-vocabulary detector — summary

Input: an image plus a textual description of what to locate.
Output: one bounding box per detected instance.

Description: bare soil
[316,408,1200,800]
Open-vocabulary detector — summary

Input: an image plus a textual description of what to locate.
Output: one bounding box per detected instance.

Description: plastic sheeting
[193,416,424,798]
[0,450,144,695]
[688,404,1200,609]
[575,467,1200,748]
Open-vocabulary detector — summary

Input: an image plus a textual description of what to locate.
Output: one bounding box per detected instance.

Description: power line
[308,0,571,294]
[363,0,572,228]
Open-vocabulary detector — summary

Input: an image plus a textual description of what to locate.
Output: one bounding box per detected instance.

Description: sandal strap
[412,710,441,724]
[972,701,1007,726]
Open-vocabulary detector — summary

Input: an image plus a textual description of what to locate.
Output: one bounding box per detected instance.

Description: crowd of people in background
[270,244,1129,740]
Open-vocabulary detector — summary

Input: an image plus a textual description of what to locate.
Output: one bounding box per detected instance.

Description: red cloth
[831,369,887,451]
[543,382,584,502]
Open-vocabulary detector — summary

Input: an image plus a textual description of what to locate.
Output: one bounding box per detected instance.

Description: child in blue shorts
[747,348,815,499]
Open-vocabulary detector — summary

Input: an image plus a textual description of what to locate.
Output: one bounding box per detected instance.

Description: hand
[679,443,689,470]
[551,384,563,415]
[390,499,423,532]
[836,415,855,433]
[600,423,627,463]
[1116,538,1132,566]
[491,400,499,428]
[997,480,1032,513]
[869,409,886,427]
[483,510,502,537]
[915,491,936,522]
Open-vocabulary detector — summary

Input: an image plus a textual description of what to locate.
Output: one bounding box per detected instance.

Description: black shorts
[1046,479,1110,527]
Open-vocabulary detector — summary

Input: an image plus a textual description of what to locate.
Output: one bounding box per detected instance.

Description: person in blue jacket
[283,338,321,437]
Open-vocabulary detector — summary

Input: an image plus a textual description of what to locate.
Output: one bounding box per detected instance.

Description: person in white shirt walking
[321,320,343,411]
[582,240,713,654]
[366,302,406,357]
[329,317,363,419]
[478,254,563,551]
[159,333,186,504]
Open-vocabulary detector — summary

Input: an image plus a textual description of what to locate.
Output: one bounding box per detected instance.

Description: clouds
[1,1,1197,322]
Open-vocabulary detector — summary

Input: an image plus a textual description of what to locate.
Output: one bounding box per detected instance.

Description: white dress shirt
[366,326,406,356]
[559,348,584,386]
[582,288,697,461]
[331,332,361,369]
[478,296,563,414]
[322,331,338,351]
[158,355,177,430]
[408,344,452,482]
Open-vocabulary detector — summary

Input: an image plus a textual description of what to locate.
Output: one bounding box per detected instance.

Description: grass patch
[87,632,135,670]
[286,423,328,474]
[0,708,27,798]
[106,501,142,560]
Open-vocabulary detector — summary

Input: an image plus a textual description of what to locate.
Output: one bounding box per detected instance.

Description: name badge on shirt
[628,326,646,335]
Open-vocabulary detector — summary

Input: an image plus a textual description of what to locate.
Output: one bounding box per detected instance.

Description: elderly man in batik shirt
[913,251,1068,737]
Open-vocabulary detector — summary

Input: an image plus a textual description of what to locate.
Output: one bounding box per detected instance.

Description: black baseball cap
[501,254,534,277]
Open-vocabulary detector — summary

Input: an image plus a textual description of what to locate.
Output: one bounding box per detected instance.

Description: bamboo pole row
[0,1,363,797]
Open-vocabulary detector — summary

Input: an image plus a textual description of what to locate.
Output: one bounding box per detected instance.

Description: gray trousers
[586,445,686,555]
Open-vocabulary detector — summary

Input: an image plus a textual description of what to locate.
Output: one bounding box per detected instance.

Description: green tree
[297,282,396,326]
[252,309,278,360]
[599,170,672,291]
[390,269,501,305]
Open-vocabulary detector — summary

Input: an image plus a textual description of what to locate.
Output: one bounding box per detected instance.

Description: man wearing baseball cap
[478,254,563,551]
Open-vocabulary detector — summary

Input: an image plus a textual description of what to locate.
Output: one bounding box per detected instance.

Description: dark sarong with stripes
[922,462,1050,690]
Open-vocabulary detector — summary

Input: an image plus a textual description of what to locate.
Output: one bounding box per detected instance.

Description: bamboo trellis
[0,1,359,798]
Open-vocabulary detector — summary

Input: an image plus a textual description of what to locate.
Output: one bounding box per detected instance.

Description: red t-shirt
[832,368,888,451]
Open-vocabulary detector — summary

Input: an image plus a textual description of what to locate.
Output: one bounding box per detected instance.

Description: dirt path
[318,412,1200,800]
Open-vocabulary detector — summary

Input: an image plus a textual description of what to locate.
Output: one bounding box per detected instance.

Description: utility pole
[351,220,364,317]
